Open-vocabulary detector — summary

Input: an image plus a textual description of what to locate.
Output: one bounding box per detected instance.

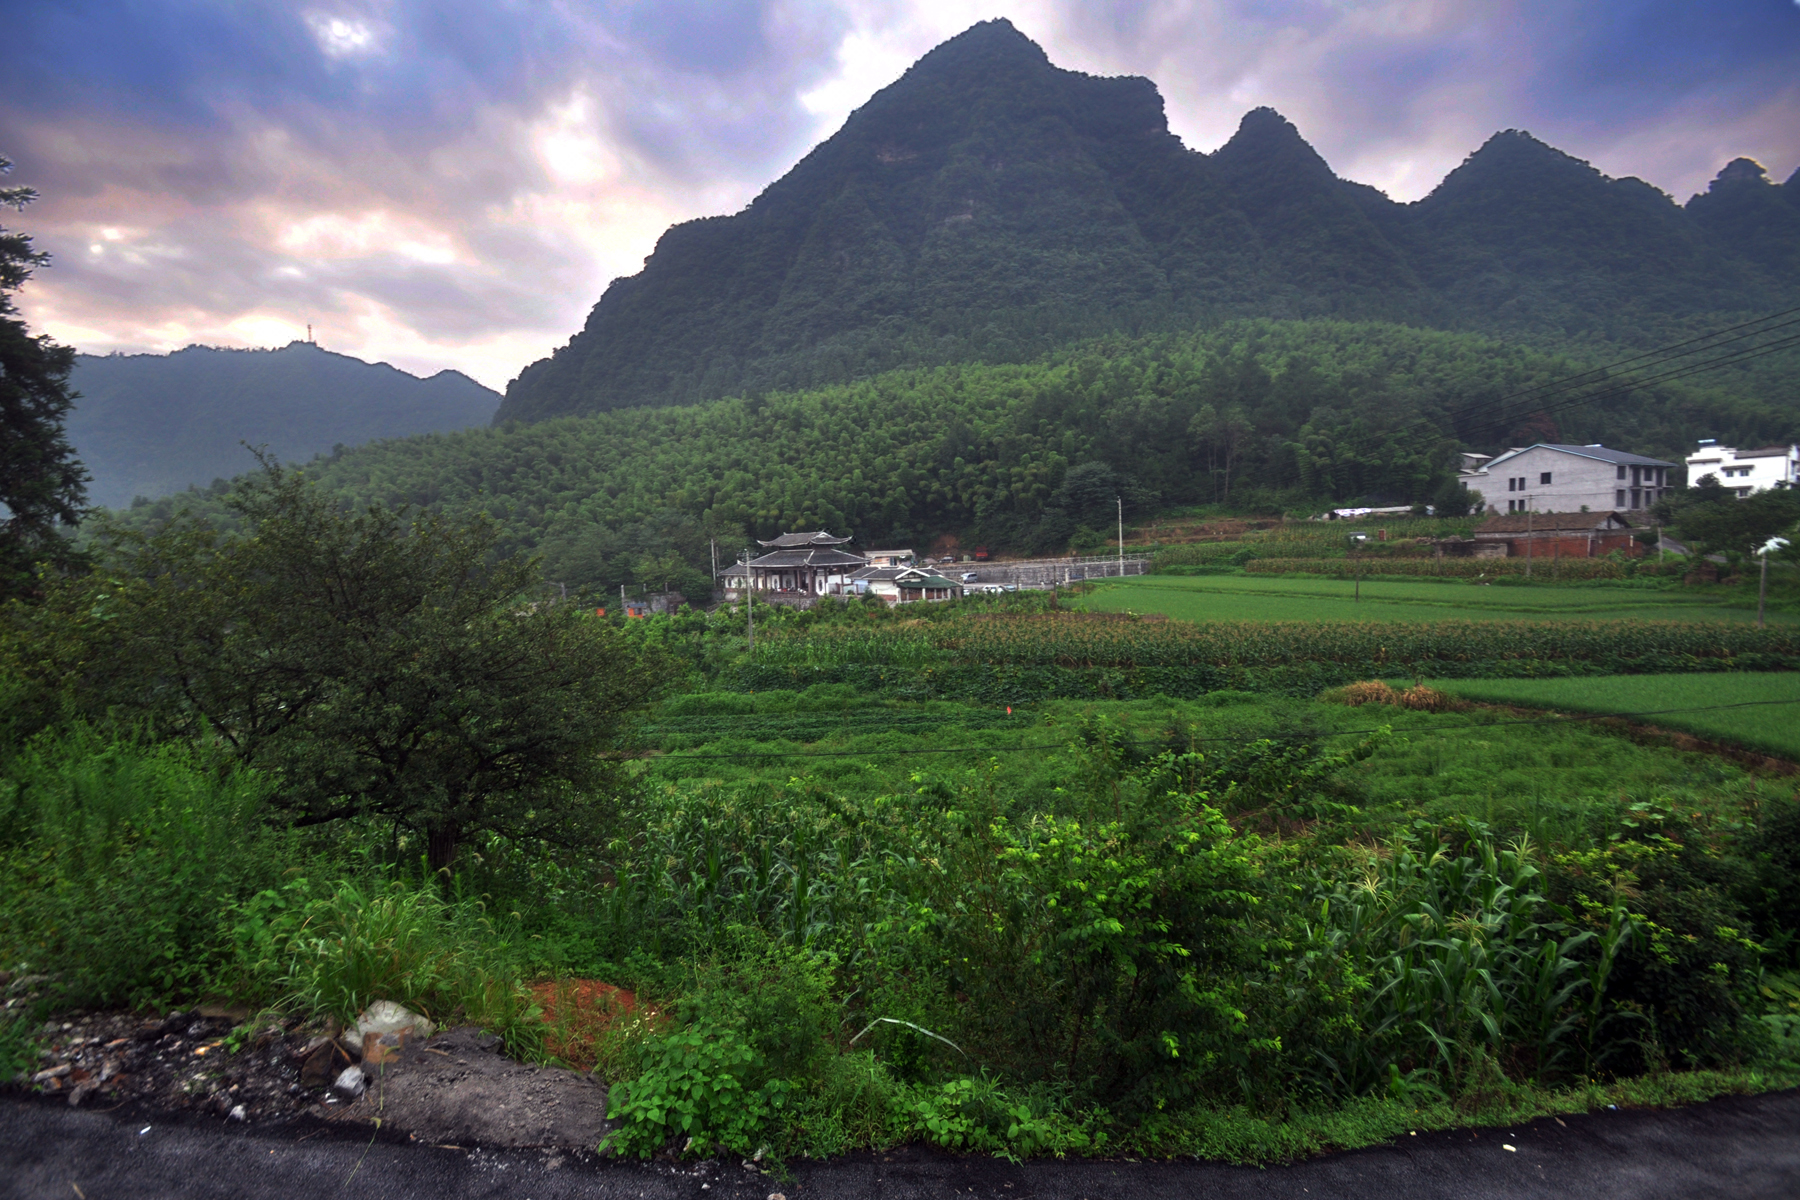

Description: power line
[1457,328,1800,444]
[1441,305,1800,424]
[628,696,1800,762]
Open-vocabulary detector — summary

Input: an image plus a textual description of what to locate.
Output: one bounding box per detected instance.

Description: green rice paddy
[1426,672,1800,761]
[1077,573,1794,625]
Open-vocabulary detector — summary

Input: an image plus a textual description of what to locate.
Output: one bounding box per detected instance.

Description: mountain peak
[903,18,1049,77]
[1709,157,1771,191]
[1211,106,1335,180]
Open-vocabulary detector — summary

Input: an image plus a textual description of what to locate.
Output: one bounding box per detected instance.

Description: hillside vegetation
[116,319,1795,594]
[500,19,1800,422]
[68,342,498,508]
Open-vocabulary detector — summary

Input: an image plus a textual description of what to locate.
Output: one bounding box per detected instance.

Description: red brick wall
[1506,533,1642,558]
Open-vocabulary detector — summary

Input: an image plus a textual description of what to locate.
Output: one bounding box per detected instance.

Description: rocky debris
[9,1007,620,1151]
[7,1008,353,1123]
[321,1025,617,1149]
[351,1000,432,1066]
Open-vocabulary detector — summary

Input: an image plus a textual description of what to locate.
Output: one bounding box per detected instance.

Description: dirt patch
[6,1003,628,1151]
[531,979,660,1070]
[321,1025,616,1150]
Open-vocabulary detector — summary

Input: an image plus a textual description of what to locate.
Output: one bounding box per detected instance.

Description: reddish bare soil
[530,980,657,1070]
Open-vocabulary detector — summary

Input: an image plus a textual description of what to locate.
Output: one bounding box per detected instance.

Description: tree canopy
[0,154,88,596]
[12,462,661,870]
[113,318,1798,590]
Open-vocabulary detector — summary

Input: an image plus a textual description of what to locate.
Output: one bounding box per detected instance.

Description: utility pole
[1525,500,1533,579]
[1756,537,1788,628]
[745,548,754,651]
[710,538,717,580]
[1117,495,1124,578]
[1759,550,1769,629]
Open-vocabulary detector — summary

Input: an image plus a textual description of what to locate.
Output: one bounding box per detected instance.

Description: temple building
[720,531,869,600]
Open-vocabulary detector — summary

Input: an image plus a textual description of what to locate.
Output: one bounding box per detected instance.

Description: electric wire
[1456,329,1800,444]
[1439,305,1800,425]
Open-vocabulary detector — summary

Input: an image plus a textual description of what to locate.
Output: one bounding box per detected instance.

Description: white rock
[353,1001,433,1042]
[332,1065,366,1097]
[228,1105,247,1121]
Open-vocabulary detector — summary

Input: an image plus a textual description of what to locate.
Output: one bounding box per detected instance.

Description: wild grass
[0,726,299,1008]
[227,875,546,1056]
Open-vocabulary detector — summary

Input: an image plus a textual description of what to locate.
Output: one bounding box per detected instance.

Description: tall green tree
[16,462,661,870]
[1671,482,1800,571]
[0,155,88,596]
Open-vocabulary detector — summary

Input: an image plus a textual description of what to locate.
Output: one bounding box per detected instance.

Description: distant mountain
[497,19,1799,425]
[68,342,499,509]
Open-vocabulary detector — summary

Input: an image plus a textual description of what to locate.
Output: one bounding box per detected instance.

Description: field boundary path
[5,1087,1797,1199]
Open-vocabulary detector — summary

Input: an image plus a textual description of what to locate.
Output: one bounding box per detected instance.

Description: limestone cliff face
[497,19,1798,424]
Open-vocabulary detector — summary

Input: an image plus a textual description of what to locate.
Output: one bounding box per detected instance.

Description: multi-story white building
[1684,441,1799,497]
[1457,444,1676,515]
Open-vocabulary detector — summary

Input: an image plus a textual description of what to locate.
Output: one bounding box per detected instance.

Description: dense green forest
[68,342,498,508]
[118,318,1797,595]
[498,20,1800,423]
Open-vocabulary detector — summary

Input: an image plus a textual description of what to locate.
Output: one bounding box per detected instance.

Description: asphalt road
[3,1088,1797,1199]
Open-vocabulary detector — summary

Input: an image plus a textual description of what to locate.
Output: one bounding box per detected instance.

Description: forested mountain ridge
[497,19,1800,424]
[68,342,499,508]
[123,320,1795,594]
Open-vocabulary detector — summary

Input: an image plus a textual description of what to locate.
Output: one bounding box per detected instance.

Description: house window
[1615,489,1626,507]
[1539,472,1553,485]
[1616,464,1627,480]
[1507,477,1516,492]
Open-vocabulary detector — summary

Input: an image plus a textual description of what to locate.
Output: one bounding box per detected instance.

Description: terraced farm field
[1426,672,1800,760]
[1077,573,1793,625]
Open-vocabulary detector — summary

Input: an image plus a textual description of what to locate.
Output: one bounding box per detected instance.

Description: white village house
[1458,444,1675,515]
[1684,440,1799,497]
[844,564,963,604]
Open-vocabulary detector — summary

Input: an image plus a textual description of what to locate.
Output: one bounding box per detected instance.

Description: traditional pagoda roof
[747,547,868,569]
[757,530,853,549]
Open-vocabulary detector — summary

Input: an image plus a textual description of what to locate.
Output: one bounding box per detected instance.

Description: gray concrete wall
[1464,447,1670,515]
[959,555,1151,590]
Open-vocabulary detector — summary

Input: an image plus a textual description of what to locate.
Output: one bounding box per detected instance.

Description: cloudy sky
[3,1,1797,391]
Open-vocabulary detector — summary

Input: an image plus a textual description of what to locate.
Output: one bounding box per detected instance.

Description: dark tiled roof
[747,548,869,568]
[1475,511,1638,535]
[1494,444,1675,468]
[757,530,853,548]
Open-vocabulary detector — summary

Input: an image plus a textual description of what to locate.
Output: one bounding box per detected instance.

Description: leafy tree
[1673,485,1800,570]
[0,155,88,596]
[17,462,661,870]
[1431,478,1482,517]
